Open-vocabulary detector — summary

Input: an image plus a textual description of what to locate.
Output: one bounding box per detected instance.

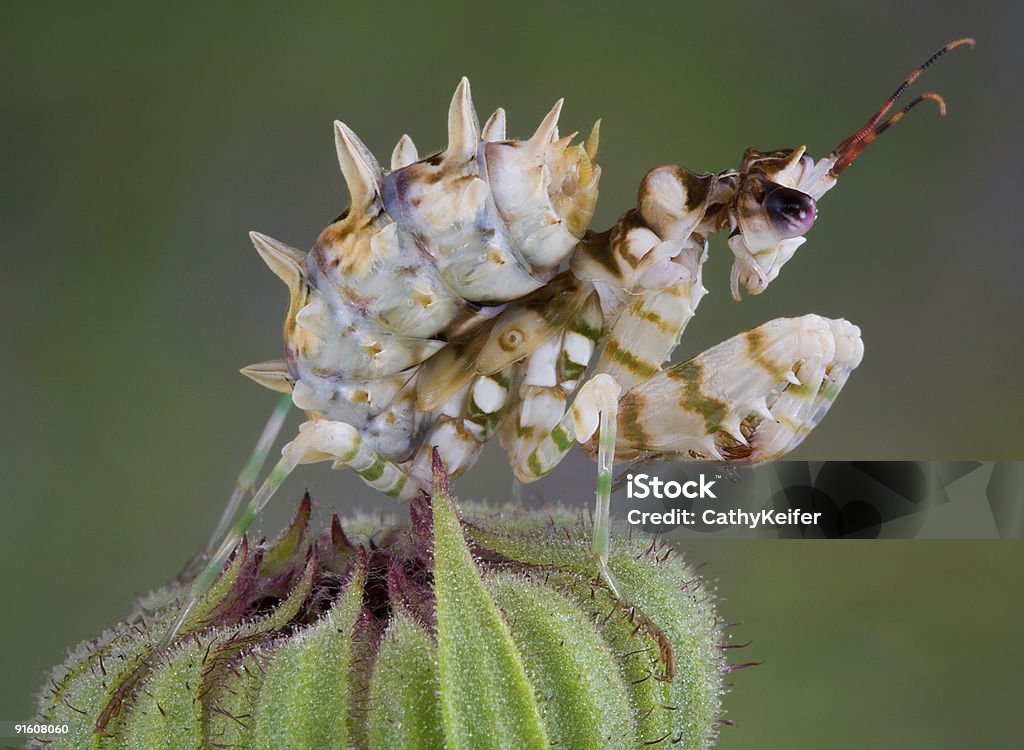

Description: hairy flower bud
[32,465,733,749]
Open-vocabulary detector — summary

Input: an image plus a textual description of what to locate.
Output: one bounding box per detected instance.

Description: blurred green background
[2,0,1021,746]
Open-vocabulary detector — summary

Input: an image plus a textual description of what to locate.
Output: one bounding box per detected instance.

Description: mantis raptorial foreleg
[508,314,863,596]
[614,315,864,464]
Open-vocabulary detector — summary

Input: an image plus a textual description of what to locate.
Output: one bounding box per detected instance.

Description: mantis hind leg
[177,395,291,581]
[159,419,421,650]
[206,395,293,552]
[159,437,305,650]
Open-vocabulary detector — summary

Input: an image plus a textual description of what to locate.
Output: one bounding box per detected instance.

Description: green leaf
[247,562,366,750]
[260,492,311,577]
[465,509,725,749]
[485,573,634,748]
[604,544,724,750]
[431,460,550,749]
[119,639,206,749]
[367,610,446,750]
[34,618,161,750]
[179,535,253,635]
[203,649,265,749]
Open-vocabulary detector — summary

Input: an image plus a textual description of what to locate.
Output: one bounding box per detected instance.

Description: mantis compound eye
[764,186,817,239]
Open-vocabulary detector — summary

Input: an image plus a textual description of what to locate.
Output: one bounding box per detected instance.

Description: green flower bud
[32,463,731,749]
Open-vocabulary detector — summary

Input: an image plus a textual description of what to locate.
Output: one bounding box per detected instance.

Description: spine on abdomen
[278,80,600,460]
